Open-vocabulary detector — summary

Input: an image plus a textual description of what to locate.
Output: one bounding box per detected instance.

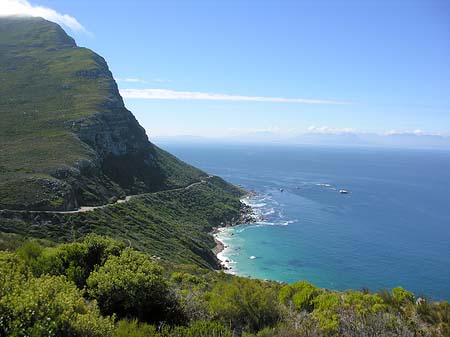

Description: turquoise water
[160,143,450,300]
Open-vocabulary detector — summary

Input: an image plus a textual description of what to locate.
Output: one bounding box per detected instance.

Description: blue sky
[3,0,450,138]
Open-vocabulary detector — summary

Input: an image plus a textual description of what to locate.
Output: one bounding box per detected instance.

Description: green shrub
[391,287,414,305]
[343,291,386,316]
[207,277,281,333]
[0,274,114,337]
[167,320,233,337]
[378,287,415,313]
[279,281,320,312]
[0,250,28,297]
[311,292,341,334]
[16,240,44,264]
[171,271,205,288]
[114,319,159,337]
[87,247,184,324]
[27,234,124,288]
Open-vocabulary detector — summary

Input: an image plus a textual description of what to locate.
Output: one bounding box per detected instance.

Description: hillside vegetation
[0,176,244,269]
[0,235,448,337]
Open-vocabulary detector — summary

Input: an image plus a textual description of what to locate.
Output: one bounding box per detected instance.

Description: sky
[2,0,450,141]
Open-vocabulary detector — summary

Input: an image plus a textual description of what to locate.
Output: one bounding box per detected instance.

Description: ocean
[159,142,450,300]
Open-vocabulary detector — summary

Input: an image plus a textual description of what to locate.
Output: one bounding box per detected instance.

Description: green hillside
[0,16,206,211]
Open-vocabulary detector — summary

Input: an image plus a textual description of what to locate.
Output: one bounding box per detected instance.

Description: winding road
[1,176,213,214]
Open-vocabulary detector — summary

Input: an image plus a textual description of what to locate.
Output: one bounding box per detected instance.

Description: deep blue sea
[160,143,450,300]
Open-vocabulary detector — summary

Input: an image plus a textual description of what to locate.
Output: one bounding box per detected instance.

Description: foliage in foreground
[0,235,449,337]
[0,250,114,337]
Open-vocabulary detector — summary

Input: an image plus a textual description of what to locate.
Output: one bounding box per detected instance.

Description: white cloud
[0,0,87,33]
[384,129,427,136]
[307,126,356,134]
[116,77,148,84]
[120,88,352,105]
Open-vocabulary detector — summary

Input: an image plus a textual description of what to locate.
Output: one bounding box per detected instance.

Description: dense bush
[207,277,281,333]
[17,234,125,288]
[113,319,159,337]
[0,250,28,297]
[279,281,321,312]
[0,251,114,337]
[87,247,184,324]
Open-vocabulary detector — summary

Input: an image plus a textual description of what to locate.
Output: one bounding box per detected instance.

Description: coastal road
[1,176,213,214]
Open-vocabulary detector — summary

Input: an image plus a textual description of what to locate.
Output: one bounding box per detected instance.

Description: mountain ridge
[0,16,208,211]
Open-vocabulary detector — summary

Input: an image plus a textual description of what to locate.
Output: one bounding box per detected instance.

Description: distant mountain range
[154,131,450,150]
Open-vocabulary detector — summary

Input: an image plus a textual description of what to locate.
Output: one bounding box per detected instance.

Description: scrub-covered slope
[0,16,206,210]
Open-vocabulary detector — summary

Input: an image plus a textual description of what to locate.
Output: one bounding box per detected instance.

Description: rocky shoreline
[211,191,263,271]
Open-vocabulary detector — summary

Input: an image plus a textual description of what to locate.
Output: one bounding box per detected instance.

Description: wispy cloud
[307,126,356,134]
[120,88,352,105]
[116,77,148,84]
[0,0,87,33]
[384,129,428,136]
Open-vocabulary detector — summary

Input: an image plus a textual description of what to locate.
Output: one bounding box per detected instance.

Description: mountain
[164,131,450,149]
[0,16,206,211]
[0,16,246,270]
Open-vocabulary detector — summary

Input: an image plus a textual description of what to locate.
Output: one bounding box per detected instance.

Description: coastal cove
[160,142,450,300]
[211,194,259,270]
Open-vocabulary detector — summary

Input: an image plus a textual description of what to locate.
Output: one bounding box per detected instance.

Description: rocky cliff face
[70,53,153,160]
[74,110,152,158]
[0,17,206,211]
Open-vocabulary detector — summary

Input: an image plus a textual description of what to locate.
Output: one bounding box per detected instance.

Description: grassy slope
[0,17,207,210]
[0,17,100,180]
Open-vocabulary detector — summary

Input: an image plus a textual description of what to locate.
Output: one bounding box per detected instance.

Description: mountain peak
[0,16,76,50]
[0,17,206,210]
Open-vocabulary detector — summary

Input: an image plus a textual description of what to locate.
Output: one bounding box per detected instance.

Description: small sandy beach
[211,193,259,270]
